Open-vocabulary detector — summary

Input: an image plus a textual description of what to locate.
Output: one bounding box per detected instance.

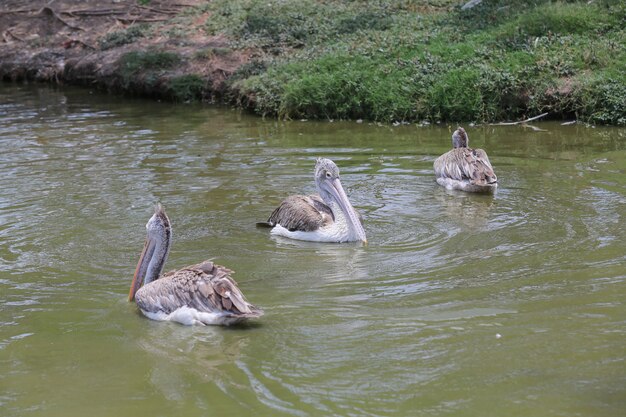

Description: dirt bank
[0,0,254,102]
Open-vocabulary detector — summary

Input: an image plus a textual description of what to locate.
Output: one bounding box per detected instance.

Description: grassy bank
[202,0,625,125]
[1,0,622,125]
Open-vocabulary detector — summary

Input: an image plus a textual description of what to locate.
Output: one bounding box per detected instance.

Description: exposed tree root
[39,6,84,31]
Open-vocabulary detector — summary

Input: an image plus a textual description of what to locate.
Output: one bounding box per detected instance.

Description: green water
[0,84,624,417]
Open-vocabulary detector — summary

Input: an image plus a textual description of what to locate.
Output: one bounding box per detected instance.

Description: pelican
[258,158,367,243]
[128,205,263,326]
[433,127,498,193]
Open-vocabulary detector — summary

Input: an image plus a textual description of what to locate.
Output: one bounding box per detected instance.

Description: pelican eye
[326,171,331,178]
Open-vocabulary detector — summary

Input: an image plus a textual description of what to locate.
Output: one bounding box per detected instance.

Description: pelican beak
[128,236,156,301]
[326,177,368,244]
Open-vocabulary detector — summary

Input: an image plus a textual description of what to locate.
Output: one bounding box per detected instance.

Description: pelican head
[314,158,367,244]
[128,204,172,301]
[452,127,469,148]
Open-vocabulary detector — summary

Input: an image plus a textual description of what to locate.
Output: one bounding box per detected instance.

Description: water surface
[1,84,625,417]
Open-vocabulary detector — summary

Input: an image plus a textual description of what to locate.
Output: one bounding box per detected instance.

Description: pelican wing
[135,261,262,318]
[267,194,334,232]
[434,148,497,186]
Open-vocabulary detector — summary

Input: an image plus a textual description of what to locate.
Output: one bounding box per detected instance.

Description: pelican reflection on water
[129,205,263,326]
[259,158,367,244]
[434,127,498,193]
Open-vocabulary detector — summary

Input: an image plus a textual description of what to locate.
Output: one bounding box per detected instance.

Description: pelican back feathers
[135,260,263,324]
[267,194,333,232]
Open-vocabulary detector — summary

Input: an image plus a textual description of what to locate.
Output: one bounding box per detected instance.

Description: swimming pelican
[433,127,498,193]
[128,205,263,326]
[259,158,367,243]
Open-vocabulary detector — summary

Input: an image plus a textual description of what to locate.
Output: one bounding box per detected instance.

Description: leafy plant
[118,50,180,88]
[100,25,149,50]
[167,75,205,102]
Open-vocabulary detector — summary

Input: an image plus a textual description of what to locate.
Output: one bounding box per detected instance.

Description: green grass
[202,0,626,124]
[193,47,232,60]
[167,75,205,102]
[120,51,179,73]
[118,50,181,90]
[100,25,149,50]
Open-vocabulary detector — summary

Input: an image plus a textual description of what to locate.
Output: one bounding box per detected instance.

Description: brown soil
[0,0,254,101]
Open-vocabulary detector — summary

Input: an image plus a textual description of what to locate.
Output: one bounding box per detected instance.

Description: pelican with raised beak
[259,158,367,243]
[434,127,498,193]
[129,205,263,326]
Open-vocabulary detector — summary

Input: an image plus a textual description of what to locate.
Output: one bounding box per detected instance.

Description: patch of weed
[120,51,179,73]
[118,50,180,88]
[167,75,205,102]
[193,47,232,60]
[423,67,483,122]
[336,11,393,34]
[100,25,149,50]
[579,76,626,125]
[230,60,267,80]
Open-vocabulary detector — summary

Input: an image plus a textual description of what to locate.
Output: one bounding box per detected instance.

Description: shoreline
[1,0,624,126]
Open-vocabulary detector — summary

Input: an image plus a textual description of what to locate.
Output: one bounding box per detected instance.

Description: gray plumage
[135,260,262,320]
[267,194,334,232]
[434,127,497,193]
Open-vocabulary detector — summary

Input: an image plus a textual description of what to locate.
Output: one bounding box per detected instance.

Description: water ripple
[1,85,625,417]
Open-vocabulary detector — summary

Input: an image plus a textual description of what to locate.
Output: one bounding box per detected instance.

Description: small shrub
[475,66,525,121]
[118,50,180,88]
[424,68,483,122]
[167,75,205,102]
[581,78,626,125]
[193,47,232,60]
[119,51,179,74]
[516,4,609,37]
[237,72,286,116]
[230,60,267,81]
[336,12,393,34]
[100,25,148,50]
[243,13,314,47]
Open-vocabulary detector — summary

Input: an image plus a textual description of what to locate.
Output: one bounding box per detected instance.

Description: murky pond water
[1,84,625,417]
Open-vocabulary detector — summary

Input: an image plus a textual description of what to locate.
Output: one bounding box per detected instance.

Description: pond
[1,84,625,417]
